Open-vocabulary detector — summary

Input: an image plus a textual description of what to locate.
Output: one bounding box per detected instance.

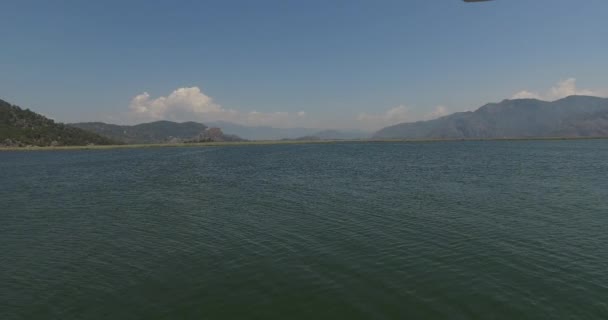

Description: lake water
[1,141,608,319]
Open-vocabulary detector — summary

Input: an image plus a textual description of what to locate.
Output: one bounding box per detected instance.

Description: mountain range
[69,121,244,144]
[374,96,608,139]
[3,95,608,147]
[71,121,367,143]
[70,121,225,144]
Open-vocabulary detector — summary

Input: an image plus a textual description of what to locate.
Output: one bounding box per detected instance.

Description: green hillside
[0,99,119,147]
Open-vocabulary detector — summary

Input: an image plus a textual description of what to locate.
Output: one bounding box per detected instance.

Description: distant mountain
[374,96,608,139]
[0,99,118,147]
[70,121,244,144]
[205,121,319,140]
[206,121,370,140]
[70,121,207,144]
[186,127,244,143]
[291,129,370,141]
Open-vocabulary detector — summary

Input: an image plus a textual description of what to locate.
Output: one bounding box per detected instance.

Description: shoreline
[1,136,607,152]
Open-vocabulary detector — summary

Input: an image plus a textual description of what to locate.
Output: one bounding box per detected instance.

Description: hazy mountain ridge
[0,99,118,147]
[290,130,370,141]
[5,95,608,147]
[205,121,320,140]
[70,121,207,144]
[374,96,608,139]
[207,121,370,140]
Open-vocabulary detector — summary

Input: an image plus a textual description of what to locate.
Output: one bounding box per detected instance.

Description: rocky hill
[186,127,244,143]
[205,121,320,140]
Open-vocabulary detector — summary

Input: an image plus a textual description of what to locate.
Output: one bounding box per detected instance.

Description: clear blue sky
[1,0,607,129]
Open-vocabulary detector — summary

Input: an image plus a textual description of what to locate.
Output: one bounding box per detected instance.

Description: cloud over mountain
[129,87,306,128]
[512,78,604,101]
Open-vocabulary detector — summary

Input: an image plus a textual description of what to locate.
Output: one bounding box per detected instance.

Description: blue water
[1,141,608,319]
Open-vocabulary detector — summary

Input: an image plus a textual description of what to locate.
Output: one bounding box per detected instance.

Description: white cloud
[128,87,307,127]
[357,105,411,130]
[425,106,448,120]
[512,78,602,101]
[129,87,222,119]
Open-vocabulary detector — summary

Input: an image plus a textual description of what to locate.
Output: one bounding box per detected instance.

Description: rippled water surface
[2,141,608,319]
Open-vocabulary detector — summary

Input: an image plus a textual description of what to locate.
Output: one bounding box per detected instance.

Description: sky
[1,0,607,131]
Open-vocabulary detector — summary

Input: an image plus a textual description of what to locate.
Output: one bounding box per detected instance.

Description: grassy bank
[1,136,607,152]
[0,139,352,151]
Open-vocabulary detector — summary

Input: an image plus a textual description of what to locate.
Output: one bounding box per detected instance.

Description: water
[1,140,608,319]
